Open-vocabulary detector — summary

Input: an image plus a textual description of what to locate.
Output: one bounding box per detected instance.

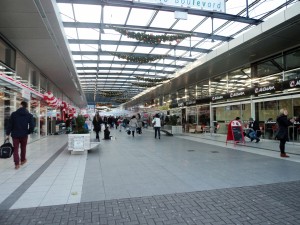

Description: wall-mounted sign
[138,0,226,12]
[22,88,31,100]
[254,85,276,94]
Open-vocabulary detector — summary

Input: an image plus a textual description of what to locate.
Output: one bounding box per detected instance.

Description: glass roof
[56,0,297,105]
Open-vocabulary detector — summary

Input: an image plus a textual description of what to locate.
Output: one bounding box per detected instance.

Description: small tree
[74,115,89,134]
[166,115,178,125]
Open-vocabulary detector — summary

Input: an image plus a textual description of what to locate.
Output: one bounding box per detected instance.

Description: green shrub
[74,115,89,134]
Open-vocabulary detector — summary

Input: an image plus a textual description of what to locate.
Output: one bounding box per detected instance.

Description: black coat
[6,107,34,138]
[93,117,102,132]
[276,114,293,141]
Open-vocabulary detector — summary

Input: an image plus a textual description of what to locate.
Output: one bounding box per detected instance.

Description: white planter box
[68,133,91,152]
[171,125,183,134]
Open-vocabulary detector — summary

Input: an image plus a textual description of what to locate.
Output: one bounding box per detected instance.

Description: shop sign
[178,102,185,107]
[229,91,245,98]
[22,88,31,100]
[212,95,224,101]
[254,85,276,94]
[140,0,226,12]
[196,97,210,104]
[186,100,196,106]
[289,79,300,88]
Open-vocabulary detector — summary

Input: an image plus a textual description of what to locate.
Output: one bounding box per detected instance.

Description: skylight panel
[249,0,285,19]
[127,8,155,26]
[77,28,99,40]
[173,49,187,56]
[134,46,153,54]
[120,35,140,42]
[110,64,124,68]
[138,65,151,70]
[117,45,135,53]
[193,19,212,34]
[80,44,98,51]
[197,40,221,50]
[82,63,97,67]
[103,6,130,24]
[125,65,138,69]
[69,44,80,51]
[101,45,117,52]
[81,55,98,60]
[101,33,121,41]
[99,64,112,67]
[225,0,246,15]
[100,55,114,60]
[73,4,101,23]
[150,11,176,28]
[64,28,77,39]
[216,22,248,37]
[57,3,74,22]
[173,15,205,31]
[150,48,169,55]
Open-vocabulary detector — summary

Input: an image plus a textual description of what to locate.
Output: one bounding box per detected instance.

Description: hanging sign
[137,0,226,12]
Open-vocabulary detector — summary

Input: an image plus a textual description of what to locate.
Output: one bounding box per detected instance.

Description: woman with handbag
[276,108,294,157]
[92,112,102,141]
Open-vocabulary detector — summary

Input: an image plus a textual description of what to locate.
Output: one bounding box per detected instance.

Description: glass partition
[213,102,251,134]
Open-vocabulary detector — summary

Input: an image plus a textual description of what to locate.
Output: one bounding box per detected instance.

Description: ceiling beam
[69,38,211,53]
[57,0,262,24]
[74,59,184,69]
[78,72,171,76]
[64,22,232,42]
[72,51,195,62]
[75,66,174,74]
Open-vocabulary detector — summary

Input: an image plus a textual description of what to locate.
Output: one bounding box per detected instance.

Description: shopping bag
[0,139,14,158]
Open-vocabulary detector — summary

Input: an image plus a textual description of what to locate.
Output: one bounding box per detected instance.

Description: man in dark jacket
[5,101,34,169]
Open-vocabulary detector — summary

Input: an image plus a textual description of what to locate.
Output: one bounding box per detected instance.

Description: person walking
[276,108,294,157]
[152,114,161,139]
[129,115,138,137]
[137,113,143,135]
[92,112,102,141]
[5,101,34,169]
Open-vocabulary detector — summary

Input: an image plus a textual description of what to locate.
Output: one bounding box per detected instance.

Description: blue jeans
[249,130,258,139]
[154,127,160,138]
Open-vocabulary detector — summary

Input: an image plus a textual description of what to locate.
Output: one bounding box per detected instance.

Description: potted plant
[164,115,182,134]
[68,115,91,154]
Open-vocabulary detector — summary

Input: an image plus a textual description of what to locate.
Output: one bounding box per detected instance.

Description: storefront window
[40,104,47,136]
[228,69,251,93]
[285,48,300,71]
[16,53,30,85]
[198,105,210,126]
[187,85,196,100]
[196,80,209,98]
[210,75,227,96]
[187,107,197,124]
[0,39,16,70]
[177,89,185,103]
[30,98,39,142]
[213,102,250,134]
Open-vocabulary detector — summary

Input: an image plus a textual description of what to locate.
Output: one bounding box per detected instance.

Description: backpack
[0,139,14,158]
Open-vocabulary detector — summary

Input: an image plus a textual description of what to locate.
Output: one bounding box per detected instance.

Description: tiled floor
[0,128,300,224]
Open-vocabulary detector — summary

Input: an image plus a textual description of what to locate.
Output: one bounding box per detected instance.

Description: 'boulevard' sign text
[137,0,226,12]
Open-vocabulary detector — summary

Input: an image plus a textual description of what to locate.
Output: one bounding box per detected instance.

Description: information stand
[226,120,245,146]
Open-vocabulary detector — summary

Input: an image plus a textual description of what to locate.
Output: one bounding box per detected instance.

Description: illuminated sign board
[137,0,226,12]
